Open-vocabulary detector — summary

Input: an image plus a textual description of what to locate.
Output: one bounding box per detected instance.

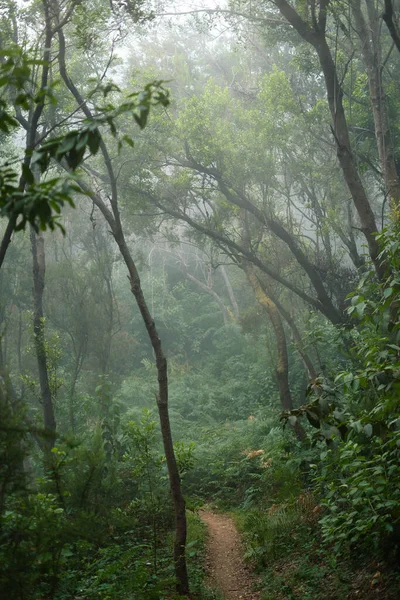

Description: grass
[233,502,400,600]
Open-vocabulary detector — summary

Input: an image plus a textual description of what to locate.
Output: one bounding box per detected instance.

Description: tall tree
[271,0,383,275]
[54,9,190,591]
[352,0,400,208]
[30,229,56,449]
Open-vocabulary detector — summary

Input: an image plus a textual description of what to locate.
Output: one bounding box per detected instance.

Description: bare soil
[199,510,261,600]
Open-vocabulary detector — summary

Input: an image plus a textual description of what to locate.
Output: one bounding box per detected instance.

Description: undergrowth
[234,495,400,600]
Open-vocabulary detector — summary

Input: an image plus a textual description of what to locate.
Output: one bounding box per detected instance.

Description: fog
[1,1,400,598]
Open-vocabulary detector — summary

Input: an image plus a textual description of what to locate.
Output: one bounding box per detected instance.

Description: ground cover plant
[1,0,400,598]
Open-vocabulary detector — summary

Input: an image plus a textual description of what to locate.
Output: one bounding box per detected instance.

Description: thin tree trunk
[264,290,318,380]
[113,232,189,595]
[59,165,190,595]
[30,228,56,449]
[244,264,305,441]
[274,0,384,278]
[57,12,188,584]
[220,265,240,321]
[353,0,400,209]
[183,269,230,325]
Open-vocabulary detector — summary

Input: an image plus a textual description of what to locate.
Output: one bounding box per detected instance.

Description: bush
[241,505,305,565]
[316,432,400,554]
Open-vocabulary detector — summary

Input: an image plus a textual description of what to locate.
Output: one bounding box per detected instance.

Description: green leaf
[363,423,373,437]
[306,410,320,428]
[384,287,393,299]
[87,130,101,155]
[122,134,134,148]
[57,134,77,156]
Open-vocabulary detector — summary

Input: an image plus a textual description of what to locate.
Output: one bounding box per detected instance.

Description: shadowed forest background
[1,0,400,598]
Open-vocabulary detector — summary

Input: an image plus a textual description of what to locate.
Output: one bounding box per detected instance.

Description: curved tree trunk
[55,22,190,581]
[61,177,192,596]
[68,182,191,595]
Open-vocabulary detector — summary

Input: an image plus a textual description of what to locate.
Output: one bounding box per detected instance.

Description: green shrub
[316,432,400,554]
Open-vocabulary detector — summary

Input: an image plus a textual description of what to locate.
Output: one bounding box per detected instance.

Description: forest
[1,0,400,599]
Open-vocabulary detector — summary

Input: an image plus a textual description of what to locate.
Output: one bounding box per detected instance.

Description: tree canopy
[1,1,400,598]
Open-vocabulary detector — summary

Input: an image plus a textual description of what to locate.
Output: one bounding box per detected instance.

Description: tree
[0,0,190,592]
[54,4,189,591]
[383,0,400,53]
[244,261,305,440]
[264,0,384,274]
[124,69,351,325]
[351,0,400,209]
[30,228,56,449]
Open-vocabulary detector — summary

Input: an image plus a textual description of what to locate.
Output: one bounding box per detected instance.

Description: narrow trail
[199,510,261,600]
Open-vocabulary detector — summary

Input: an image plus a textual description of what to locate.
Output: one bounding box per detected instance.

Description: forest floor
[199,510,261,600]
[198,509,400,600]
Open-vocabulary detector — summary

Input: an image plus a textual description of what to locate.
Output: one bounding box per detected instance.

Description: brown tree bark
[91,203,189,595]
[30,228,56,449]
[116,234,189,595]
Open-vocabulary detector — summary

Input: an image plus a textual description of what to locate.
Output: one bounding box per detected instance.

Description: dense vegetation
[1,0,400,598]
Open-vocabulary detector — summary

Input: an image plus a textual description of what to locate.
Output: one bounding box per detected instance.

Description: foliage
[239,504,306,565]
[0,403,181,599]
[1,0,400,597]
[0,44,169,233]
[282,223,400,555]
[316,433,400,553]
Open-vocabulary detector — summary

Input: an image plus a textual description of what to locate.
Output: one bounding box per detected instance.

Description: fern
[243,506,304,565]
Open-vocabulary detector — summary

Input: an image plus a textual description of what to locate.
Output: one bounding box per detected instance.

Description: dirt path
[199,510,261,600]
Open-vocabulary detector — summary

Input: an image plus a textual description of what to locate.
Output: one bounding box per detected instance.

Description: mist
[1,1,400,598]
